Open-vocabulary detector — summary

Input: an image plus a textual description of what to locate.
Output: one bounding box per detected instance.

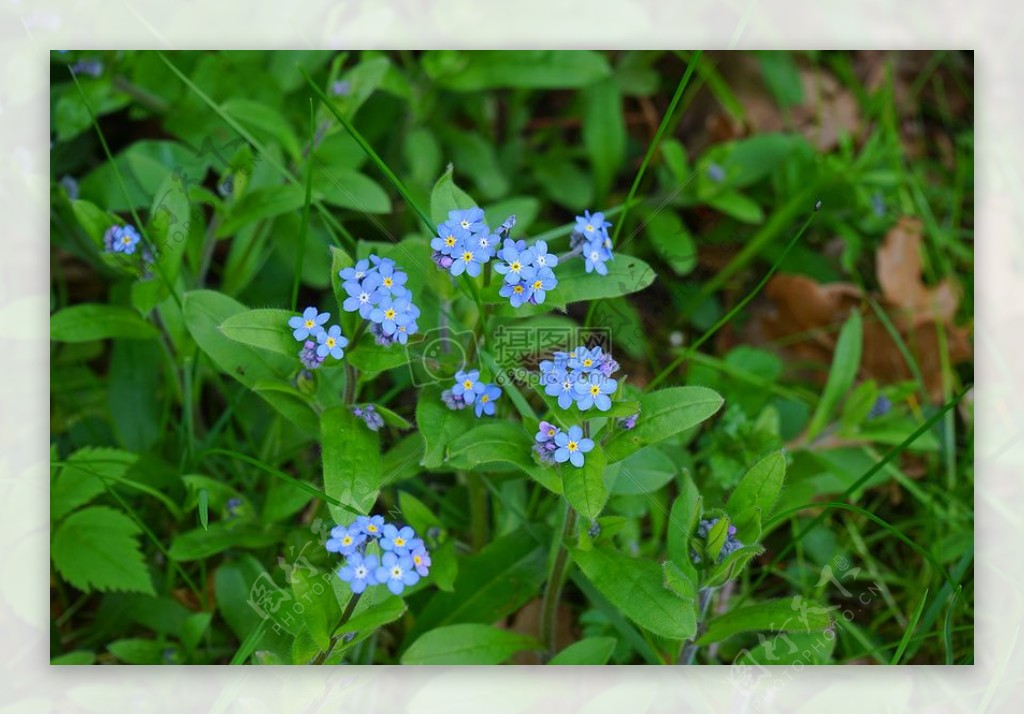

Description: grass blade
[891,588,929,664]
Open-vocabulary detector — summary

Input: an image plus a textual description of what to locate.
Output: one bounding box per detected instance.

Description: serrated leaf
[52,506,154,595]
[604,386,723,463]
[401,623,540,665]
[51,447,139,521]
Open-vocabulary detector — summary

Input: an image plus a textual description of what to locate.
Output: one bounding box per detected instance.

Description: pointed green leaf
[548,636,617,665]
[401,624,540,665]
[562,444,607,520]
[52,506,154,595]
[321,405,382,518]
[697,598,833,646]
[604,386,723,463]
[726,451,786,543]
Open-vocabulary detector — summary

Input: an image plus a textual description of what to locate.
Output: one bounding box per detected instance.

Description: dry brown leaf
[876,217,960,324]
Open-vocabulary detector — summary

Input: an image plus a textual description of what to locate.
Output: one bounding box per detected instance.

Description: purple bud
[618,413,639,431]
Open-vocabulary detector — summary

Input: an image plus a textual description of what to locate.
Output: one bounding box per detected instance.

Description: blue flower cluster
[288,306,348,366]
[570,210,615,276]
[340,255,421,346]
[691,518,744,564]
[534,422,594,468]
[441,369,503,417]
[539,345,620,412]
[431,208,559,308]
[327,515,431,596]
[351,404,384,432]
[103,224,142,255]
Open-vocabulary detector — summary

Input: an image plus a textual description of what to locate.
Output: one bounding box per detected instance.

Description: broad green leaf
[327,590,407,659]
[222,98,301,160]
[698,133,803,192]
[373,404,412,430]
[644,209,697,276]
[707,190,764,224]
[168,521,283,561]
[52,506,154,595]
[408,528,548,642]
[416,386,477,469]
[148,171,193,284]
[562,444,607,521]
[423,50,611,91]
[180,612,213,654]
[50,304,160,342]
[251,381,320,435]
[706,515,732,562]
[108,339,163,451]
[51,651,96,665]
[608,445,676,496]
[489,254,656,310]
[667,473,702,567]
[430,165,476,225]
[726,451,787,543]
[805,311,862,440]
[744,631,834,665]
[70,198,118,245]
[447,423,562,494]
[401,623,540,665]
[758,51,805,109]
[107,638,164,664]
[216,184,305,237]
[314,167,391,214]
[583,78,626,200]
[331,56,391,120]
[697,598,834,646]
[704,544,764,588]
[291,567,341,652]
[220,308,298,356]
[197,489,209,531]
[533,157,593,210]
[345,334,410,379]
[51,447,139,521]
[662,559,698,603]
[604,386,723,463]
[445,128,509,200]
[548,636,617,665]
[321,405,382,518]
[573,546,698,641]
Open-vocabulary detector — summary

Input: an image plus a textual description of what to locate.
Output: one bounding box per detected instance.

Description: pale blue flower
[375,551,420,595]
[288,306,331,341]
[553,425,595,467]
[338,553,379,594]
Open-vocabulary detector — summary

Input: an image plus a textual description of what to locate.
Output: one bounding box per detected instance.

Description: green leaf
[331,56,391,120]
[644,209,697,276]
[345,334,410,378]
[697,598,833,646]
[446,423,562,494]
[321,405,382,518]
[726,451,787,543]
[608,445,675,496]
[562,444,608,521]
[408,528,547,641]
[180,612,213,654]
[583,78,626,200]
[50,304,160,342]
[604,386,723,463]
[51,650,96,665]
[430,165,476,225]
[493,253,656,310]
[805,311,863,440]
[197,488,209,531]
[548,636,618,665]
[314,167,391,214]
[372,404,412,430]
[168,521,283,561]
[705,515,732,562]
[219,308,297,356]
[416,386,477,469]
[667,473,702,567]
[216,185,306,237]
[327,591,407,659]
[291,567,341,652]
[704,544,764,588]
[573,546,697,641]
[51,447,139,521]
[707,190,764,224]
[222,98,302,160]
[51,506,154,595]
[107,638,164,664]
[70,198,118,245]
[662,560,698,602]
[251,381,320,435]
[401,624,540,665]
[423,50,611,91]
[758,51,805,109]
[148,170,194,285]
[533,158,593,210]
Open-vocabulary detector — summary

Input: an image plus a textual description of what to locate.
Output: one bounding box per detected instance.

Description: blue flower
[568,345,603,373]
[618,413,639,430]
[584,242,610,275]
[497,214,517,239]
[369,295,415,336]
[338,553,379,594]
[410,544,432,577]
[598,353,620,377]
[326,524,367,555]
[107,225,142,255]
[343,273,383,318]
[449,207,487,234]
[375,551,420,595]
[469,230,499,261]
[339,259,372,283]
[544,367,578,410]
[573,372,618,411]
[451,369,481,403]
[380,524,417,554]
[352,404,385,431]
[493,240,537,285]
[431,223,469,256]
[499,281,531,308]
[316,325,349,360]
[299,340,325,369]
[356,514,386,538]
[475,383,502,417]
[535,420,561,443]
[530,240,558,270]
[526,267,558,305]
[553,425,595,468]
[574,210,611,244]
[377,261,409,296]
[451,245,485,277]
[288,306,331,341]
[441,388,469,411]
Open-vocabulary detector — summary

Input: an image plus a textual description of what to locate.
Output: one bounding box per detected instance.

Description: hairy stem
[310,592,362,665]
[679,587,714,664]
[540,505,578,660]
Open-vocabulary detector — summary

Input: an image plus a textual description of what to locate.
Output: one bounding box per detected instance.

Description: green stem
[540,505,578,660]
[311,592,362,665]
[679,587,713,664]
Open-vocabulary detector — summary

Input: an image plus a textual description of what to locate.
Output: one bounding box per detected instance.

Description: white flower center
[355,566,367,578]
[391,566,403,579]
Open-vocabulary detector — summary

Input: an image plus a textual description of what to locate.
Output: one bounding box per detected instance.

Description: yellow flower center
[394,537,406,547]
[367,524,378,533]
[513,285,524,294]
[305,319,315,328]
[383,276,393,287]
[463,380,473,389]
[326,337,336,348]
[414,555,422,565]
[445,235,456,246]
[532,280,543,290]
[547,428,556,436]
[481,395,490,403]
[567,441,578,452]
[384,308,396,320]
[585,224,594,232]
[462,251,474,262]
[590,384,601,396]
[510,261,522,272]
[583,358,593,367]
[342,535,352,545]
[122,235,132,244]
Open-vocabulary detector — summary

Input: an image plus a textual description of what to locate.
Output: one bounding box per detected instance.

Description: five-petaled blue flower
[375,551,421,595]
[574,210,611,243]
[343,273,383,318]
[410,544,432,577]
[356,514,386,537]
[376,261,409,297]
[326,524,366,556]
[338,553,379,594]
[108,225,142,255]
[449,207,487,234]
[584,243,610,275]
[451,244,486,277]
[339,258,372,283]
[499,281,532,308]
[544,367,578,410]
[316,325,349,360]
[475,383,502,417]
[531,240,559,270]
[573,372,618,411]
[535,420,561,444]
[452,369,481,403]
[431,223,469,257]
[553,425,595,467]
[568,345,604,373]
[288,306,331,341]
[380,524,416,555]
[369,295,414,336]
[526,267,558,305]
[494,240,537,285]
